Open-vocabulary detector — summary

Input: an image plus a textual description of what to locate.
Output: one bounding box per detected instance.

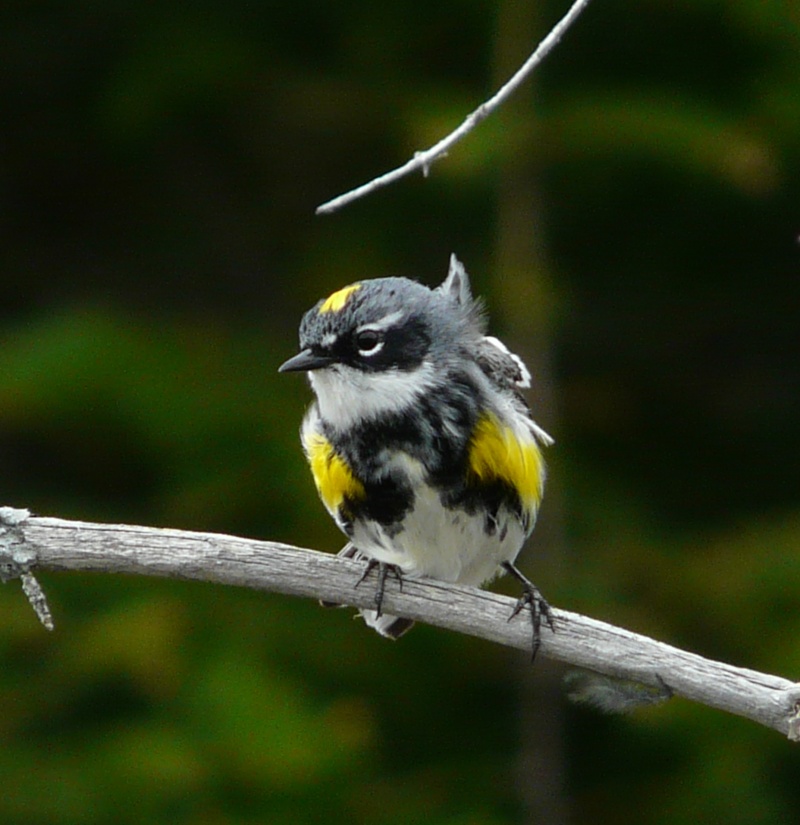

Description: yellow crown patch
[318,283,361,314]
[303,431,365,513]
[467,414,545,510]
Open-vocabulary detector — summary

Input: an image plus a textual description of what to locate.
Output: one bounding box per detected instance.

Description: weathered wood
[3,511,798,740]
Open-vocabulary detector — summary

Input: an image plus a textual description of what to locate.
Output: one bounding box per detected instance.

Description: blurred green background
[1,1,799,823]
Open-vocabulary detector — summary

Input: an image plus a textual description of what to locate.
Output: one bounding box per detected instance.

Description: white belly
[350,482,527,588]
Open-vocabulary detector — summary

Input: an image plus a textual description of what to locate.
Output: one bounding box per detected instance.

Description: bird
[279,254,555,656]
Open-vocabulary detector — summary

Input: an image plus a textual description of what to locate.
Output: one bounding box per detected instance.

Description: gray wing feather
[474,336,555,446]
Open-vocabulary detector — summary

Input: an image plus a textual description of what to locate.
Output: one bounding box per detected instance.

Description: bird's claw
[502,561,555,661]
[356,559,404,618]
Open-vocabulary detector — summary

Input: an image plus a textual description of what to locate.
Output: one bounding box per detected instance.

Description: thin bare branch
[2,510,798,740]
[315,0,595,215]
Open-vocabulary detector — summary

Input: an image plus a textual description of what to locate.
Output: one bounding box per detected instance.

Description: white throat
[309,361,435,430]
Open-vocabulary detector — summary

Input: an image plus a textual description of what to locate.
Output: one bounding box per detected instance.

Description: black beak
[278,348,335,373]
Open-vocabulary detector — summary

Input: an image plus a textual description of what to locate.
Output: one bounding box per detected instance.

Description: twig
[3,510,799,740]
[316,0,595,215]
[0,506,53,630]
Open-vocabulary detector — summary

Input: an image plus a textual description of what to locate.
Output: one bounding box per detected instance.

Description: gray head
[279,255,485,426]
[279,255,484,375]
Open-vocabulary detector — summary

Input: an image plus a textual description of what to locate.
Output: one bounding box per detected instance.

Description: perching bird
[279,255,554,655]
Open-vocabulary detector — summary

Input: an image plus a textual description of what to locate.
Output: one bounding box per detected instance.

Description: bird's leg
[356,558,404,618]
[502,561,555,661]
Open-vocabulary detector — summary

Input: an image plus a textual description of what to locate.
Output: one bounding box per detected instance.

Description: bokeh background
[1,1,799,823]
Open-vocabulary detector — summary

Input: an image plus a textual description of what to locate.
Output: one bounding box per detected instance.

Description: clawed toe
[356,559,404,617]
[502,561,555,661]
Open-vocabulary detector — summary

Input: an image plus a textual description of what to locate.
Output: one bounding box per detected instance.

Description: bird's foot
[502,561,555,661]
[356,559,404,618]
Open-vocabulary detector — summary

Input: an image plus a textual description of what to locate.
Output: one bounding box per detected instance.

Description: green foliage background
[1,1,799,822]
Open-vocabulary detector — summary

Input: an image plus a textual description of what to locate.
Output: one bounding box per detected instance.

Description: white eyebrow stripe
[356,310,404,333]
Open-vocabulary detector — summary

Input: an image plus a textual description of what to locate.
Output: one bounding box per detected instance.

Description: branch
[2,508,799,740]
[315,0,595,215]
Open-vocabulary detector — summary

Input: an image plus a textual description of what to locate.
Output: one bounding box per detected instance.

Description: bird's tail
[361,609,415,639]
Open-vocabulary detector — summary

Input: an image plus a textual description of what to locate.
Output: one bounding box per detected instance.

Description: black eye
[355,329,382,354]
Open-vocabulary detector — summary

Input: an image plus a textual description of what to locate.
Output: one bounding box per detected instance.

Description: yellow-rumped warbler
[279,255,554,654]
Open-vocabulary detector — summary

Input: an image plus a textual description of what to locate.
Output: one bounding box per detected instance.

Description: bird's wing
[474,336,554,446]
[474,335,531,391]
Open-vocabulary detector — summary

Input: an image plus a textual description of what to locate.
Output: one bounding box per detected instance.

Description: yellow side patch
[303,431,365,512]
[467,414,545,509]
[318,283,361,314]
